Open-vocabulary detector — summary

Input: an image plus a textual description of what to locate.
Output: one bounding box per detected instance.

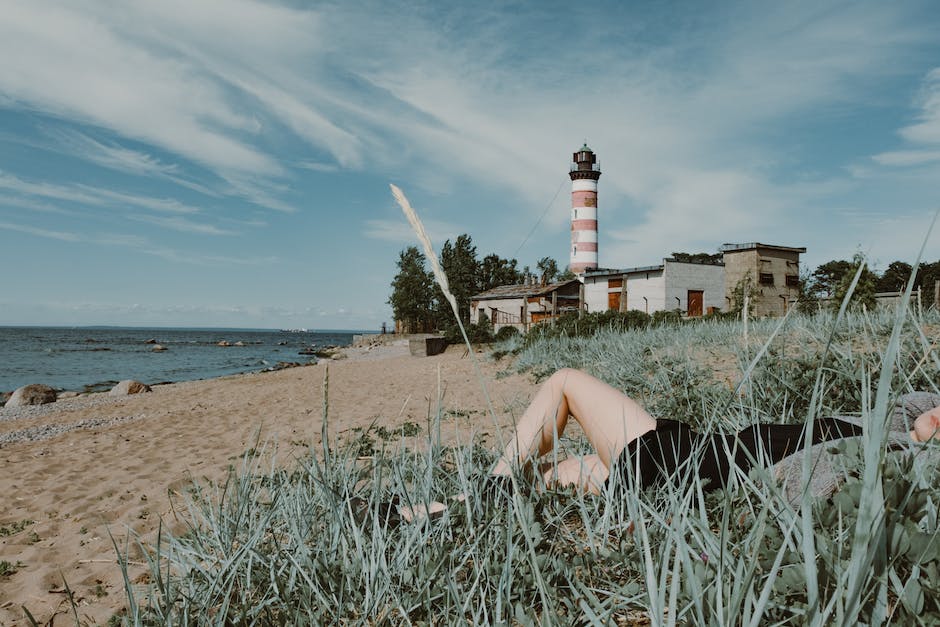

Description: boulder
[151,344,168,352]
[233,341,245,347]
[144,338,157,344]
[109,380,152,396]
[217,340,231,347]
[6,384,58,407]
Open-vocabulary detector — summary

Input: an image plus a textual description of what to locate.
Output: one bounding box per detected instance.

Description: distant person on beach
[366,368,940,525]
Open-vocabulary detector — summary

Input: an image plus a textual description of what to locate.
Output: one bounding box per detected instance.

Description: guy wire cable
[512,177,567,260]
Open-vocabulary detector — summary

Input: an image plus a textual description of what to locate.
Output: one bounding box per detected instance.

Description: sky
[1,1,940,330]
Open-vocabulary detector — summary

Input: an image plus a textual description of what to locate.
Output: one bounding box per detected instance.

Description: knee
[549,368,581,388]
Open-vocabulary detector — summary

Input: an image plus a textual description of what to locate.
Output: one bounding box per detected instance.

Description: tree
[433,234,479,327]
[831,254,877,311]
[670,251,723,265]
[388,246,434,333]
[536,257,560,285]
[808,259,854,298]
[479,254,523,291]
[876,261,913,293]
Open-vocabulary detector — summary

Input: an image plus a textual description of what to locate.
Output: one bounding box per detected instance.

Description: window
[785,274,800,287]
[574,209,578,219]
[759,272,775,286]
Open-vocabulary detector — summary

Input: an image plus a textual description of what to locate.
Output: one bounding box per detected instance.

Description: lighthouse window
[574,209,578,219]
[573,246,577,255]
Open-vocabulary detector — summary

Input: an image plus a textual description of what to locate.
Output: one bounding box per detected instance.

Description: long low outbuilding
[470,280,582,332]
[582,259,725,316]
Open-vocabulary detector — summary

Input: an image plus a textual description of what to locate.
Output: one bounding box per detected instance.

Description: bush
[524,309,651,345]
[494,325,520,342]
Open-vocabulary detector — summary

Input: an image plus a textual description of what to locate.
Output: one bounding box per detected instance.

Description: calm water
[0,326,365,393]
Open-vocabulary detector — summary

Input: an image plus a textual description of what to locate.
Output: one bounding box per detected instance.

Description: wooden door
[688,290,705,318]
[608,278,623,311]
[608,291,621,311]
[687,290,704,317]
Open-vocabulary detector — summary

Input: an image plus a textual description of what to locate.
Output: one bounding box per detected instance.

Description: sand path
[0,344,534,626]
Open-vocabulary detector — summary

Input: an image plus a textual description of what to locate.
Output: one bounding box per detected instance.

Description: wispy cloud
[0,221,80,241]
[41,126,180,176]
[872,67,940,168]
[363,217,465,246]
[127,214,236,236]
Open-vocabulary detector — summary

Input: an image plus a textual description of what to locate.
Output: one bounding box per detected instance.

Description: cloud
[127,214,237,236]
[363,217,466,246]
[872,67,940,168]
[0,221,80,241]
[41,126,180,176]
[0,170,203,214]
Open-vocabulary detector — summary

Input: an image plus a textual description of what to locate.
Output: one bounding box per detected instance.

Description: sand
[0,342,535,626]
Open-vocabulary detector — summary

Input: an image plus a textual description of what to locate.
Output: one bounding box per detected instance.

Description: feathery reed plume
[389,184,498,423]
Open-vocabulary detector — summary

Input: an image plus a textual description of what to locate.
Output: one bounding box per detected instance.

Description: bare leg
[491,368,656,475]
[541,454,609,495]
[396,369,655,522]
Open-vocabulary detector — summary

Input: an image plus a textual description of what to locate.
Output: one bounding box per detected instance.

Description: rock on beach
[5,384,58,407]
[109,380,152,396]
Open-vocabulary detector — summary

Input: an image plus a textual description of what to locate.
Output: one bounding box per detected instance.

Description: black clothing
[611,417,864,492]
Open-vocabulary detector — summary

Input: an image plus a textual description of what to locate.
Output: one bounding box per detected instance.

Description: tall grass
[104,189,940,624]
[100,305,940,625]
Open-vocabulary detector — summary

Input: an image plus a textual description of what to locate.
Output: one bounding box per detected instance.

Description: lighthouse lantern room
[569,144,601,274]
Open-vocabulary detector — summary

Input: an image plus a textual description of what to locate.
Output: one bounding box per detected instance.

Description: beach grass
[101,304,940,625]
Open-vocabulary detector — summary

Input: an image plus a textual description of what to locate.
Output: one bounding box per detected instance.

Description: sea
[0,326,366,394]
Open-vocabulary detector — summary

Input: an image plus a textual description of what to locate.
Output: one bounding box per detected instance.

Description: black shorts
[610,417,863,492]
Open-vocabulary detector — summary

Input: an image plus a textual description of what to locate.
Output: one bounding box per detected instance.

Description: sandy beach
[0,341,535,626]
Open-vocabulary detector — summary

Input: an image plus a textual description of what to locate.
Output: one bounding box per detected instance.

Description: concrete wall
[584,269,667,314]
[626,270,666,313]
[723,247,801,316]
[471,298,528,325]
[663,261,725,314]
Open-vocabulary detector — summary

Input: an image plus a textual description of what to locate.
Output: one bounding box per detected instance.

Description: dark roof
[472,279,580,300]
[583,264,664,278]
[719,242,807,254]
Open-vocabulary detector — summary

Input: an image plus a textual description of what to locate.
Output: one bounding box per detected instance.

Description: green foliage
[120,306,940,625]
[831,253,878,312]
[728,271,755,315]
[535,257,560,284]
[670,251,723,265]
[524,310,651,346]
[494,325,520,342]
[388,246,434,332]
[478,253,523,291]
[878,260,914,293]
[809,259,854,298]
[0,519,33,536]
[432,234,479,327]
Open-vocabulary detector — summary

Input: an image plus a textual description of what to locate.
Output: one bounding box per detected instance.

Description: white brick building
[583,260,725,316]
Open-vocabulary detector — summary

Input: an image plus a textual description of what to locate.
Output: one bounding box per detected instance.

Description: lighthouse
[569,143,601,274]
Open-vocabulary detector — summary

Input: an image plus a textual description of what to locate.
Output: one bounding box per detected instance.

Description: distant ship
[280,328,308,333]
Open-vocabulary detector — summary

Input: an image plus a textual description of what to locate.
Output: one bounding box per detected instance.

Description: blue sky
[1,1,939,330]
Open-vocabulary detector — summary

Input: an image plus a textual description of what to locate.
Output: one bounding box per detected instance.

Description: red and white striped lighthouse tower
[569,143,601,274]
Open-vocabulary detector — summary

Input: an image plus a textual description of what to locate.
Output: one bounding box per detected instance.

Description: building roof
[583,264,663,278]
[472,279,580,300]
[719,242,807,254]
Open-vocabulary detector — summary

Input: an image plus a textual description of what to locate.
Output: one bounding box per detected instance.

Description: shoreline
[0,339,531,626]
[1,331,413,401]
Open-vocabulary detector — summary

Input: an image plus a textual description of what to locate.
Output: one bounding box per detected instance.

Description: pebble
[0,414,145,447]
[0,394,146,447]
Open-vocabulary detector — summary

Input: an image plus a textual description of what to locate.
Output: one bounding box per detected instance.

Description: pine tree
[388,246,433,333]
[433,234,479,327]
